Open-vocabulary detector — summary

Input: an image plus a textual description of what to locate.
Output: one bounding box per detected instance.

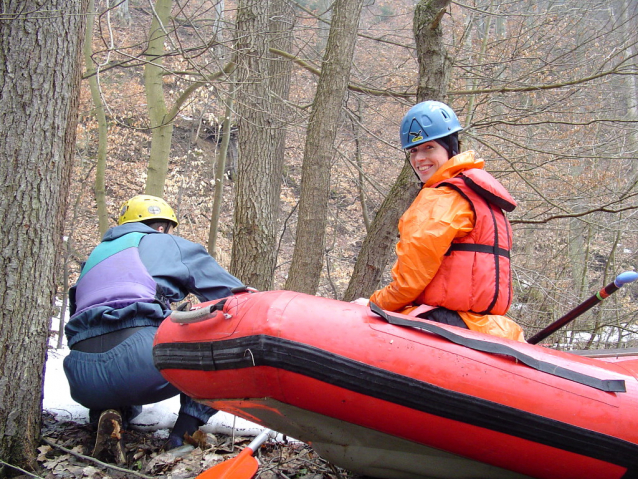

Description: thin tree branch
[511,204,638,225]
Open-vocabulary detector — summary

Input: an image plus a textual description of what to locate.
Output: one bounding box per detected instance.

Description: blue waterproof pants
[63,326,215,424]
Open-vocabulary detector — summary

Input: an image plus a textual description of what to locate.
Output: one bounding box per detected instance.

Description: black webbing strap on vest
[369,301,626,393]
[446,243,510,257]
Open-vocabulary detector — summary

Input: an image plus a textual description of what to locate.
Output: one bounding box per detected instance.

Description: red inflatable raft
[153,289,638,479]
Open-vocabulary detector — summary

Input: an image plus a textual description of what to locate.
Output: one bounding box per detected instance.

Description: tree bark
[0,0,87,470]
[343,159,419,301]
[414,0,452,101]
[208,89,235,256]
[84,0,110,236]
[230,0,294,290]
[144,0,173,197]
[342,0,451,301]
[269,0,294,180]
[285,0,365,294]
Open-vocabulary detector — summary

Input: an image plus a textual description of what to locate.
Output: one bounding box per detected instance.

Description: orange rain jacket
[370,151,525,342]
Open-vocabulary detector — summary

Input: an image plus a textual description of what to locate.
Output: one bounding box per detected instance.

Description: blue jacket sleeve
[138,233,244,303]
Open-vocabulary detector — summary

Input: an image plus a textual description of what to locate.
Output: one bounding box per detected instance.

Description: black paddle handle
[527,272,638,345]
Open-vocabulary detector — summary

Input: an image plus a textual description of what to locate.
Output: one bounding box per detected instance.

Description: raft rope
[369,302,626,393]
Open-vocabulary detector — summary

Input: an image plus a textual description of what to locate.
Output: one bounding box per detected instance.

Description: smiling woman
[408,140,449,184]
[363,100,524,341]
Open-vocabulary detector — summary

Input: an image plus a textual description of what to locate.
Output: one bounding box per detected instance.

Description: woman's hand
[352,297,370,306]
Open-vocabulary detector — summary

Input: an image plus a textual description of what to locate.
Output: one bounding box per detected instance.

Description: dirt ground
[31,412,354,479]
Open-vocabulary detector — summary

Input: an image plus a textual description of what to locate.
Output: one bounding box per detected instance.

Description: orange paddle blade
[195,429,273,479]
[195,448,258,479]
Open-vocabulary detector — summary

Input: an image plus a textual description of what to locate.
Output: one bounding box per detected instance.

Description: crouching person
[63,195,244,458]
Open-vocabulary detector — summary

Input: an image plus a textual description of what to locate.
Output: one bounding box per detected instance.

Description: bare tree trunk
[207,1,232,257]
[350,98,370,232]
[231,0,278,289]
[269,0,294,178]
[143,0,238,198]
[463,1,492,135]
[116,0,131,26]
[414,0,452,100]
[285,0,365,294]
[208,90,235,256]
[230,0,294,290]
[621,0,638,180]
[343,160,419,301]
[0,0,86,470]
[84,0,110,235]
[144,0,174,197]
[343,0,452,301]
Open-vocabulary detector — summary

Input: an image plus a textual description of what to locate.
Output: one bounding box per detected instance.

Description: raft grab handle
[170,300,228,324]
[369,302,626,393]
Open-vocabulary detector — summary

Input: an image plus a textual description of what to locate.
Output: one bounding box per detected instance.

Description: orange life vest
[416,169,516,315]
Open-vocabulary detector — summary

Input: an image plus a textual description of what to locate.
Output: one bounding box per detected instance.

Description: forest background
[2,0,638,473]
[68,0,638,351]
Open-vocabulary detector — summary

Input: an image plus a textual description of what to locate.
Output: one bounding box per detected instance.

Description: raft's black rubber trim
[369,302,626,393]
[153,334,638,473]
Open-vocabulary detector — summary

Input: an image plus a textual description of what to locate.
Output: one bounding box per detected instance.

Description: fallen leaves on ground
[32,412,354,479]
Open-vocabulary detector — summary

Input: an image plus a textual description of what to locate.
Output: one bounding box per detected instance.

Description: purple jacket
[65,223,243,346]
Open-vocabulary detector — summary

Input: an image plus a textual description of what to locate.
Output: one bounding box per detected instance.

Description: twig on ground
[0,459,45,479]
[41,437,155,479]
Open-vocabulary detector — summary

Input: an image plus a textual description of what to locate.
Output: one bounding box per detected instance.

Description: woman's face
[408,140,449,184]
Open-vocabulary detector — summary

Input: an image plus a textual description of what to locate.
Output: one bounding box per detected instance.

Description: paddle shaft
[527,272,638,345]
[245,428,272,454]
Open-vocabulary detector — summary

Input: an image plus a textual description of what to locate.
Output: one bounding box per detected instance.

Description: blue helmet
[399,101,463,149]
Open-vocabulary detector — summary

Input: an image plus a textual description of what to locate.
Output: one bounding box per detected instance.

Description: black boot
[166,413,205,449]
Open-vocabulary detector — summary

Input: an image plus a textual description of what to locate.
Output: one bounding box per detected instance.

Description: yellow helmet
[117,195,178,226]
